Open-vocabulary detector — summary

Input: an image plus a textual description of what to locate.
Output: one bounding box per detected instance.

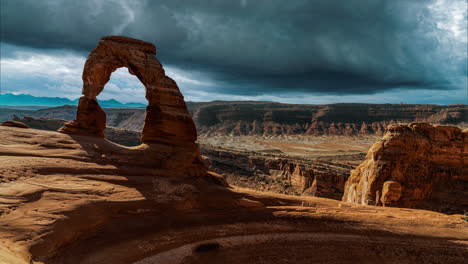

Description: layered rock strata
[202,147,360,199]
[4,102,465,137]
[190,102,467,137]
[343,123,468,214]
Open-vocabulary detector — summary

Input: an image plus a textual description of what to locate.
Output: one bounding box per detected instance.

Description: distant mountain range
[0,93,146,108]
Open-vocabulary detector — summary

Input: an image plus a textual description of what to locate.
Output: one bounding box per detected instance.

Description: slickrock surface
[343,123,468,214]
[0,127,467,264]
[13,116,141,147]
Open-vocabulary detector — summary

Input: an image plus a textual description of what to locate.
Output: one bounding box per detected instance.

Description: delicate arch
[59,36,197,144]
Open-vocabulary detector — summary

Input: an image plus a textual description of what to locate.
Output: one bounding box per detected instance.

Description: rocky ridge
[190,102,466,136]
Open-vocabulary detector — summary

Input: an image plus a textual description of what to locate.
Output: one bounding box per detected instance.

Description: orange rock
[343,123,467,213]
[58,36,206,176]
[59,36,197,145]
[380,181,402,206]
[59,97,106,137]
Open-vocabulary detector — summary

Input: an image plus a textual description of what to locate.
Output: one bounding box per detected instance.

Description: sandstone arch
[59,36,197,145]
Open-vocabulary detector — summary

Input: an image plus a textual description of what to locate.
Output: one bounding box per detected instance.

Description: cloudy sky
[1,0,467,104]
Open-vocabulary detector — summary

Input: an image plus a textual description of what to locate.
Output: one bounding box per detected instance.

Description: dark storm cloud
[1,0,466,95]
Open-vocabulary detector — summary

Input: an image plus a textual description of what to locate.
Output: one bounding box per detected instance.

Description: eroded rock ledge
[343,123,467,214]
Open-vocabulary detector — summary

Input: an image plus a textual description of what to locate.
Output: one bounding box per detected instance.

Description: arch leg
[58,96,106,137]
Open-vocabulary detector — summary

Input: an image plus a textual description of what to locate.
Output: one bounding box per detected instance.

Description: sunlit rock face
[59,36,197,145]
[343,123,467,214]
[58,36,205,177]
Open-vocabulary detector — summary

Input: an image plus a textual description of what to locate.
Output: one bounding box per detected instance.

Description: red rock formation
[59,36,196,145]
[58,36,204,176]
[343,123,468,214]
[189,102,467,137]
[60,96,106,137]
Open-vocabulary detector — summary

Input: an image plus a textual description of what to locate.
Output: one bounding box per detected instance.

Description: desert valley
[0,35,466,264]
[2,101,466,207]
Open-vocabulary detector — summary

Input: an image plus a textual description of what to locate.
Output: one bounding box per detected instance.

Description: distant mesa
[343,122,468,214]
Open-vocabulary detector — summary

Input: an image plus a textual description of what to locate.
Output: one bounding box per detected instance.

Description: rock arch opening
[94,67,145,147]
[99,67,146,106]
[59,36,197,146]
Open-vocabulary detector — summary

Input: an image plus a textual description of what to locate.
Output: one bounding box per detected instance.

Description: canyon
[11,114,468,216]
[1,102,466,136]
[5,103,467,210]
[11,115,373,200]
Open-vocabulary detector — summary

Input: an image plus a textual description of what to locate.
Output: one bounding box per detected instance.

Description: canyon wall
[202,147,361,199]
[3,102,466,137]
[343,123,467,214]
[190,102,466,136]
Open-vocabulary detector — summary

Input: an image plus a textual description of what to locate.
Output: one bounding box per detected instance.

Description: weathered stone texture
[58,36,204,176]
[59,36,196,145]
[343,123,467,213]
